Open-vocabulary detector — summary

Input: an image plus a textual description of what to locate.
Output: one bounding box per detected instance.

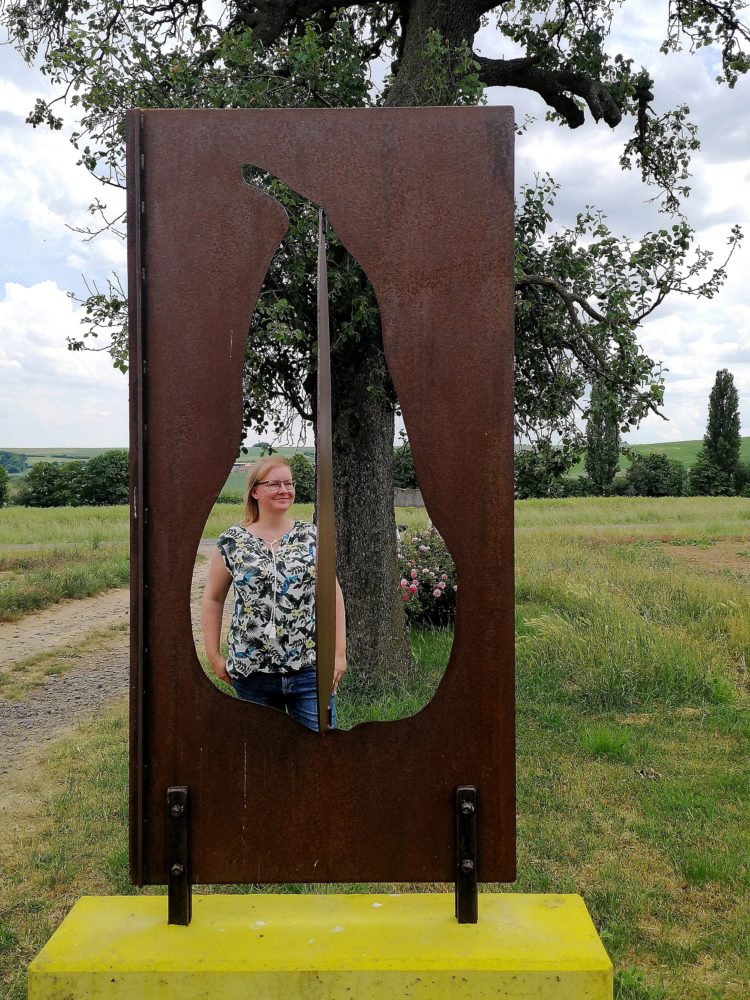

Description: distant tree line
[15,450,129,507]
[516,369,746,499]
[0,450,28,474]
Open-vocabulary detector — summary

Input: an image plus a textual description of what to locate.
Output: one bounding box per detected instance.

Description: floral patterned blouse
[217,521,317,677]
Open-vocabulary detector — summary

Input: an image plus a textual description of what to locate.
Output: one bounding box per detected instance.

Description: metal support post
[167,786,191,926]
[455,785,478,923]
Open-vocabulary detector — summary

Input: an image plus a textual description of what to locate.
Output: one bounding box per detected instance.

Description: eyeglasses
[257,480,296,492]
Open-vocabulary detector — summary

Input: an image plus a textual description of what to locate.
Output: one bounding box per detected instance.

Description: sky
[0,3,748,448]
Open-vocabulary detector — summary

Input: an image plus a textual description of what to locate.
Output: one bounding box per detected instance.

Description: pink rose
[409,583,418,593]
[400,579,408,589]
[401,591,410,602]
[438,581,446,589]
[433,588,442,598]
[410,568,418,579]
[441,573,448,581]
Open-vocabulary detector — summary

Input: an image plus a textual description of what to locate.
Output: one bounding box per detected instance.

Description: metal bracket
[455,785,478,923]
[167,786,192,926]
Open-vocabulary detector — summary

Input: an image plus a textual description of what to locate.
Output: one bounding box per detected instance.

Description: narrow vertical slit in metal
[315,210,336,733]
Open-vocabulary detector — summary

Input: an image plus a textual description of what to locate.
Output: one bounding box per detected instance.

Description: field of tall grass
[1,496,749,998]
[0,502,425,622]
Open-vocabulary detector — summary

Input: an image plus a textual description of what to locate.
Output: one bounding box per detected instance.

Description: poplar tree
[585,381,621,494]
[702,369,741,480]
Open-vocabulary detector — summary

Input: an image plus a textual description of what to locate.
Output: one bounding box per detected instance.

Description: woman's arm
[201,548,233,685]
[333,578,347,694]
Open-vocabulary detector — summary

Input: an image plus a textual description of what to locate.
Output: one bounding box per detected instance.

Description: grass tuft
[579,724,633,761]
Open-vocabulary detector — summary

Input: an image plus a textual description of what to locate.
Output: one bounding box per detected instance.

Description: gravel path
[0,589,129,669]
[0,635,129,775]
[0,543,219,779]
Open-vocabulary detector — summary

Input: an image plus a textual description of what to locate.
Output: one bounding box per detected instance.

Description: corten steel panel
[127,107,515,886]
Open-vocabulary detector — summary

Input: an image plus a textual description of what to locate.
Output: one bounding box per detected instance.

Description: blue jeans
[231,667,336,732]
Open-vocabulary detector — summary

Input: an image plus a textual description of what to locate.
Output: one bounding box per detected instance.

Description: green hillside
[568,437,750,478]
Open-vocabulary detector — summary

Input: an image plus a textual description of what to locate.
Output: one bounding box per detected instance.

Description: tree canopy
[4,1,745,451]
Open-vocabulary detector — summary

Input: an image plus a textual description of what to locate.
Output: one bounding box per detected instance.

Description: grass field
[0,503,429,621]
[1,497,749,998]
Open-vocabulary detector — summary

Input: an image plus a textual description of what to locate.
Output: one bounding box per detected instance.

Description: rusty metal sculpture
[127,108,515,913]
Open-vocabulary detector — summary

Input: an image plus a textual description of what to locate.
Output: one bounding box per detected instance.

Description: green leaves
[514,171,739,451]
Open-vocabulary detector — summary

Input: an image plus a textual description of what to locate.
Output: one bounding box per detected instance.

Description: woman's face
[253,463,295,516]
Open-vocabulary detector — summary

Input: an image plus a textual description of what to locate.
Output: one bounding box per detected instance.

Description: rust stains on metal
[127,107,515,887]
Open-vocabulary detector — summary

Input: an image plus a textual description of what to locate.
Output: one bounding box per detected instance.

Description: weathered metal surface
[315,211,336,733]
[127,107,515,887]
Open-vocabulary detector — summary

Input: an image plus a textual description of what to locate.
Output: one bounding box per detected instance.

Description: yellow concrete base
[29,893,612,998]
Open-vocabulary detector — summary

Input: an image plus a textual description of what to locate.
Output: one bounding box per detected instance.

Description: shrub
[288,452,315,503]
[18,462,70,507]
[733,461,750,495]
[625,453,686,497]
[514,446,578,499]
[397,526,456,626]
[557,476,595,498]
[78,450,129,505]
[0,466,8,507]
[606,475,632,496]
[18,451,129,507]
[688,451,732,496]
[393,433,418,489]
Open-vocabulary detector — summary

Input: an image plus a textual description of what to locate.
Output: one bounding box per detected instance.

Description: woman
[201,455,346,730]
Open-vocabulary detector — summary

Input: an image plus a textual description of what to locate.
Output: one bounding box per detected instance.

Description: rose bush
[397,526,457,626]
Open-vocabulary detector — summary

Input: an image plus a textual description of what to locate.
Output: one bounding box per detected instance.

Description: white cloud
[0,281,127,446]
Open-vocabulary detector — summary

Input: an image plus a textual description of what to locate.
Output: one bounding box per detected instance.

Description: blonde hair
[243,456,293,524]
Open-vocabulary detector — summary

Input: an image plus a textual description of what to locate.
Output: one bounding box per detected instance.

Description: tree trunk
[386,0,480,106]
[329,348,412,684]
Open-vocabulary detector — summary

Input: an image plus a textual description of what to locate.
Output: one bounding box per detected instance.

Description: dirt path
[663,538,750,576]
[0,589,129,669]
[0,541,217,668]
[0,545,220,803]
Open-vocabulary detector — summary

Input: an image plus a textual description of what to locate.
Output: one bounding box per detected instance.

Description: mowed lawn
[0,497,749,999]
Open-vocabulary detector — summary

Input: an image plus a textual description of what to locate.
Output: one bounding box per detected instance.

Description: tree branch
[515,273,609,325]
[475,54,622,129]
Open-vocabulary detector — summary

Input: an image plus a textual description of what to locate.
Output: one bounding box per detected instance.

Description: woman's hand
[333,653,347,695]
[210,655,232,687]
